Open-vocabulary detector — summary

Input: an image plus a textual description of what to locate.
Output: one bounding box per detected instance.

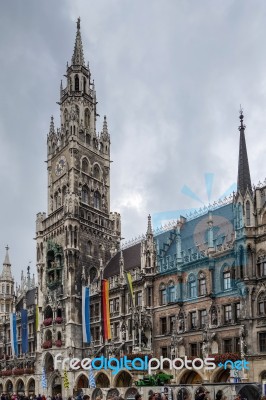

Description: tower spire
[1,245,13,280]
[237,107,252,196]
[71,17,85,66]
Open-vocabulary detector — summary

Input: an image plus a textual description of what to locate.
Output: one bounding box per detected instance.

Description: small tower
[0,246,14,318]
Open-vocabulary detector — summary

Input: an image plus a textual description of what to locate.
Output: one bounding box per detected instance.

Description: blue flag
[21,309,28,353]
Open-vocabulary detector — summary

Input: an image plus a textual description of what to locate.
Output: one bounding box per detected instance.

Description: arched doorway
[107,388,119,398]
[6,380,13,394]
[180,371,203,384]
[125,388,139,400]
[16,379,25,395]
[238,385,260,400]
[51,375,62,396]
[115,370,133,387]
[76,374,88,390]
[177,387,190,400]
[27,378,35,396]
[95,372,110,388]
[44,352,54,373]
[92,388,103,400]
[213,368,230,383]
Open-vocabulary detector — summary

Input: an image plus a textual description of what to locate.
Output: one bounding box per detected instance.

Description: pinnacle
[71,18,85,66]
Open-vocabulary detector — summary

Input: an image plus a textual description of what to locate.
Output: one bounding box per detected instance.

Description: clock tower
[35,18,121,387]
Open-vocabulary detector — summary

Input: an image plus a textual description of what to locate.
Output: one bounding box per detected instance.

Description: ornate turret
[237,108,252,197]
[0,246,14,317]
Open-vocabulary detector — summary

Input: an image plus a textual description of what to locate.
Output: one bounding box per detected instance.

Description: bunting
[36,304,39,331]
[82,286,91,344]
[88,364,96,388]
[101,279,111,341]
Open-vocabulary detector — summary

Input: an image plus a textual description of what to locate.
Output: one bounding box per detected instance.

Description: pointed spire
[1,246,13,281]
[237,107,252,196]
[72,17,85,66]
[103,115,108,134]
[49,116,55,134]
[147,214,152,236]
[3,245,10,266]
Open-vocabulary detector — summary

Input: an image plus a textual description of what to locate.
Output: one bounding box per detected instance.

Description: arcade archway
[107,388,119,398]
[16,378,25,395]
[5,380,13,394]
[95,372,110,388]
[92,388,103,400]
[125,388,139,399]
[238,385,260,400]
[179,370,203,384]
[177,387,191,400]
[114,370,133,387]
[27,378,35,396]
[76,374,88,390]
[51,375,62,396]
[213,368,230,383]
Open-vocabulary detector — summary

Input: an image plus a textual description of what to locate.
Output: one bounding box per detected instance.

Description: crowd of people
[0,392,265,400]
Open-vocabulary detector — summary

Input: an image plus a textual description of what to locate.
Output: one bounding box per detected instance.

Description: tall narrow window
[75,75,79,91]
[81,187,89,204]
[246,201,251,226]
[94,191,101,209]
[223,270,231,290]
[83,78,87,93]
[160,284,167,305]
[188,274,196,298]
[94,165,100,180]
[198,273,207,296]
[82,158,89,173]
[85,109,90,128]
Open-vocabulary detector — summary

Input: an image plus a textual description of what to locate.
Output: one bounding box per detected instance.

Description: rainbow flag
[125,272,135,307]
[101,279,111,340]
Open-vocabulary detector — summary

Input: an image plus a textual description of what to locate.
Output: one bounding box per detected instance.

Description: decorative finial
[5,245,9,252]
[77,17,81,30]
[239,105,245,131]
[147,214,152,235]
[49,115,55,134]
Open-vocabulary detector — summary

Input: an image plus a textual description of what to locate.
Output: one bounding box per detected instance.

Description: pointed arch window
[75,75,79,91]
[246,200,251,226]
[223,269,231,290]
[82,158,89,173]
[188,274,197,298]
[88,241,92,256]
[237,203,242,228]
[83,78,87,94]
[81,186,89,204]
[94,191,101,209]
[89,267,97,283]
[85,109,90,128]
[94,164,100,180]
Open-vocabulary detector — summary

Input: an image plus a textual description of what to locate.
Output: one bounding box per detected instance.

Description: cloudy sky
[1,0,266,282]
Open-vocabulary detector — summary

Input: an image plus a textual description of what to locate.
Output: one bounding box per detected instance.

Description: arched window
[94,191,101,209]
[75,75,79,91]
[64,109,68,126]
[85,108,90,128]
[198,272,207,296]
[82,158,89,173]
[6,285,9,294]
[94,164,100,180]
[159,284,167,305]
[81,187,89,204]
[258,293,266,316]
[188,274,196,298]
[246,200,251,226]
[86,133,91,145]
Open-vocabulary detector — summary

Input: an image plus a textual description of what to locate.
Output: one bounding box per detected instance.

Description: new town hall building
[0,18,266,400]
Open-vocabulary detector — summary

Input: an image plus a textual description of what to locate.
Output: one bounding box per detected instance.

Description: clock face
[55,156,67,177]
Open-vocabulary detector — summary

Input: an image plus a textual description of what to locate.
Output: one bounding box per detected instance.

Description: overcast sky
[1,0,266,282]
